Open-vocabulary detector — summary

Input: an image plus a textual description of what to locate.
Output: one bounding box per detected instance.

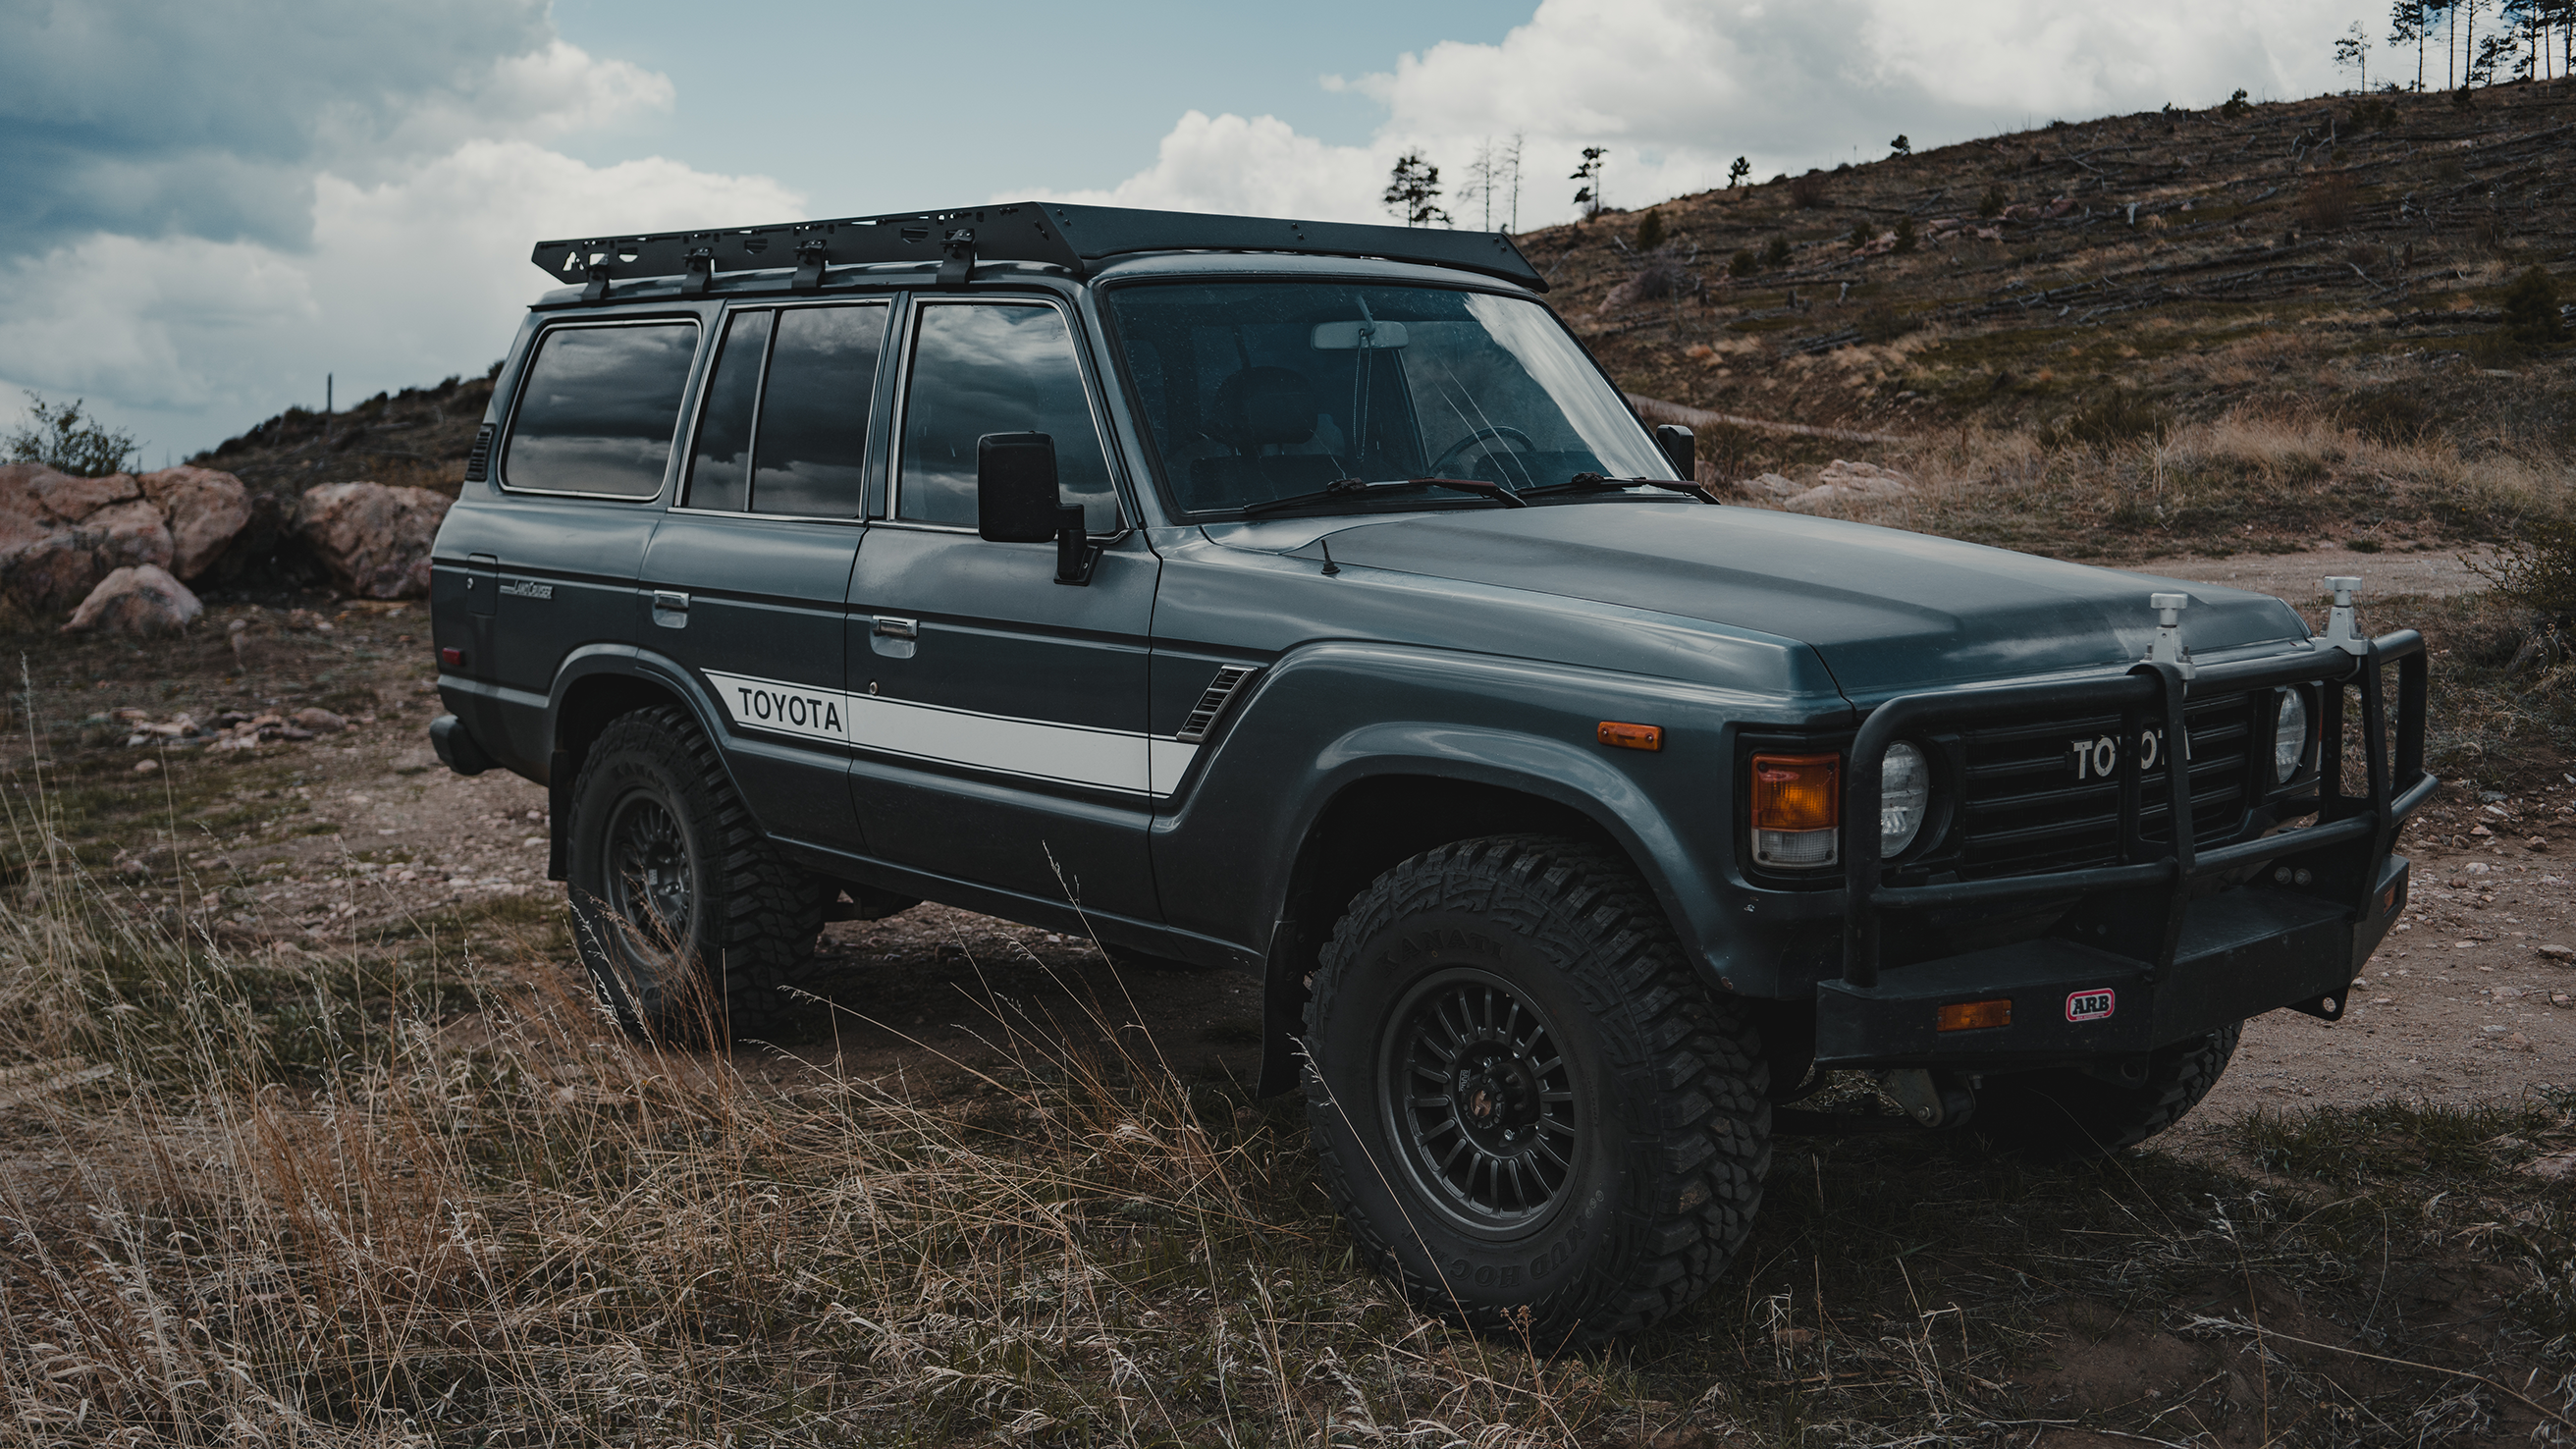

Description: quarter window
[505,322,698,497]
[897,302,1117,530]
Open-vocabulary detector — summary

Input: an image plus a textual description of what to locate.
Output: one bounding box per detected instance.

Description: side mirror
[977,432,1060,543]
[1654,423,1694,482]
[977,431,1099,585]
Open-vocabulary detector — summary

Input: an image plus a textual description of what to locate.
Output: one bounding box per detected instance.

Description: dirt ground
[39,578,2562,1139]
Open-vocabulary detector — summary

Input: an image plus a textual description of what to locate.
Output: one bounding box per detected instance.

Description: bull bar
[1814,628,2433,1067]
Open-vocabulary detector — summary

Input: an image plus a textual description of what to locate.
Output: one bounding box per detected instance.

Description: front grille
[1952,691,2255,880]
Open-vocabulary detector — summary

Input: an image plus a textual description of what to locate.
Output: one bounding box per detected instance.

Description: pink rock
[61,564,202,635]
[83,499,175,571]
[139,465,251,580]
[31,468,139,523]
[296,481,452,599]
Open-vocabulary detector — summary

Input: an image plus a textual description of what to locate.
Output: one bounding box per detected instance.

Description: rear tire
[1304,835,1769,1344]
[1969,1024,2242,1164]
[564,706,835,1041]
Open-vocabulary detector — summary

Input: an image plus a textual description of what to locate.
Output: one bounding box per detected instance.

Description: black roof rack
[530,201,1545,299]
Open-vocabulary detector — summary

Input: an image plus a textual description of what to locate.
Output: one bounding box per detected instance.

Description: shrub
[2339,390,2437,444]
[1977,186,2008,219]
[1634,209,1666,251]
[4,393,138,478]
[2501,266,2570,345]
[1894,217,1918,254]
[2221,87,2252,117]
[1856,305,1919,343]
[1728,248,1758,279]
[2297,173,2359,232]
[2472,511,2576,620]
[1787,171,1831,208]
[2047,392,2174,450]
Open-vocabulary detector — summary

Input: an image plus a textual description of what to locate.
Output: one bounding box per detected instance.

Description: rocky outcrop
[140,465,253,579]
[61,564,203,634]
[295,482,451,599]
[0,462,250,613]
[1785,459,1914,513]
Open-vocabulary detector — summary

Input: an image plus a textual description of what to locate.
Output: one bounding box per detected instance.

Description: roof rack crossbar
[529,202,1545,295]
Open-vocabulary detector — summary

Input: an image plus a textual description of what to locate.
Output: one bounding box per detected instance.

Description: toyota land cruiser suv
[428,202,2432,1343]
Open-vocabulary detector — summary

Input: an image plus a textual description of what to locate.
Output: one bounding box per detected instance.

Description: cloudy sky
[0,0,2364,461]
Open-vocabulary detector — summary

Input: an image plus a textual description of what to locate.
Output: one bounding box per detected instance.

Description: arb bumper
[1817,627,2430,1068]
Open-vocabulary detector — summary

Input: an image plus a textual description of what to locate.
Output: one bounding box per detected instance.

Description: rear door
[465,317,699,769]
[843,294,1161,919]
[640,299,890,851]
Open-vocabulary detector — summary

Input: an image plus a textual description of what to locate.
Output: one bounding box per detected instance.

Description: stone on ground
[297,482,452,599]
[61,564,203,635]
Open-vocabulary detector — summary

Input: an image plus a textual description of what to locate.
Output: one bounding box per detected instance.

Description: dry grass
[4,694,2575,1445]
[1721,403,2574,561]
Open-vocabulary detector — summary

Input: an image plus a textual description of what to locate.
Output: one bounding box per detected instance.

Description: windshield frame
[1091,269,1680,523]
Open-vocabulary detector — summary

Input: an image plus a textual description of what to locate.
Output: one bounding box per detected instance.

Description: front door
[640,299,889,852]
[844,295,1160,922]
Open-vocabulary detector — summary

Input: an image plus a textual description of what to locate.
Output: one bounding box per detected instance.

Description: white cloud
[1036,0,2355,229]
[0,141,799,456]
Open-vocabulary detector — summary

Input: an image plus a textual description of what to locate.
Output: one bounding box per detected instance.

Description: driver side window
[896,301,1119,531]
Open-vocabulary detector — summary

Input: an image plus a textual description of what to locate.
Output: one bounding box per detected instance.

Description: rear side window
[504,322,698,498]
[684,303,886,516]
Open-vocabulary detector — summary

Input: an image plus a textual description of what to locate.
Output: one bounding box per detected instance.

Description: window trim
[671,297,892,523]
[889,294,1127,533]
[497,316,704,502]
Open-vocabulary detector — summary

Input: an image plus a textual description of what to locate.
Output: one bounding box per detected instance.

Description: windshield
[1102,281,1675,515]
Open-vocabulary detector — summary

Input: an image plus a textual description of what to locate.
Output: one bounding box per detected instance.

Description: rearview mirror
[1311,320,1409,350]
[977,432,1060,543]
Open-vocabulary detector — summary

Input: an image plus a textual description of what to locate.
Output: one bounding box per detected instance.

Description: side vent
[1175,665,1261,743]
[463,423,496,482]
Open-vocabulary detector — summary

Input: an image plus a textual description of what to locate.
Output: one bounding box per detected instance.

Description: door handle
[872,616,918,639]
[651,591,689,629]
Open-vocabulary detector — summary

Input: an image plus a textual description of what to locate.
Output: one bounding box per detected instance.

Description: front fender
[1151,640,1852,999]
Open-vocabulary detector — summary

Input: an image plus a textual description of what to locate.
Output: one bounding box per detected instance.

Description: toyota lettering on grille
[2066,726,2181,781]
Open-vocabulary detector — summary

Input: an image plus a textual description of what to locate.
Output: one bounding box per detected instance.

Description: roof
[529,201,1546,297]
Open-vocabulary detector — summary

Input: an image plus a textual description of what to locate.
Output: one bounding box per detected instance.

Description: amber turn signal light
[1749,753,1838,831]
[1936,998,2012,1032]
[1597,722,1663,752]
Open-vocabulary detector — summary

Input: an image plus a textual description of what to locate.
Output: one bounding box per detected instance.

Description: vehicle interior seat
[1187,366,1346,510]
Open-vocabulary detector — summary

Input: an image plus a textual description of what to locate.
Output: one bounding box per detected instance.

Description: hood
[1272,504,2312,698]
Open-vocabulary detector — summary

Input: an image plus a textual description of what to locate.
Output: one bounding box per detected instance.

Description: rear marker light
[440,647,465,667]
[1937,998,2012,1032]
[1598,722,1663,752]
[1749,752,1839,868]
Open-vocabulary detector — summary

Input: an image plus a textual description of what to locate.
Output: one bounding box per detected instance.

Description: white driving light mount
[2145,593,2194,679]
[2322,574,2367,656]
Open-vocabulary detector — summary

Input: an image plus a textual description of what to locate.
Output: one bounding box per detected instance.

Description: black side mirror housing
[977,431,1099,585]
[976,432,1061,543]
[1654,423,1694,482]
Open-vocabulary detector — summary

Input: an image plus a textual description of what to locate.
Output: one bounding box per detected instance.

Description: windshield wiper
[1516,471,1724,505]
[1240,475,1528,516]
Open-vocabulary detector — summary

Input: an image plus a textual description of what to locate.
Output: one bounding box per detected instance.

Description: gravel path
[2121,542,2498,602]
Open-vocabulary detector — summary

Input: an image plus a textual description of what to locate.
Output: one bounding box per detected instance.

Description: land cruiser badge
[498,578,553,600]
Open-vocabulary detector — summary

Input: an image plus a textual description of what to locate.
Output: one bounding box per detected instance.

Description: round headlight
[1881,741,1931,856]
[2273,687,2309,782]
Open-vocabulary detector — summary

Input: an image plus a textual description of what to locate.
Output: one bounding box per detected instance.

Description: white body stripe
[703,668,1188,798]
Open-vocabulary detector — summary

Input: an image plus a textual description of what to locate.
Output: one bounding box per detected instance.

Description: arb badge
[2065,989,2117,1023]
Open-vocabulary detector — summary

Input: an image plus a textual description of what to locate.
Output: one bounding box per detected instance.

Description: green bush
[2501,265,2569,346]
[1762,236,1792,268]
[1893,217,1918,254]
[1976,186,2007,219]
[5,393,138,477]
[1728,248,1758,279]
[1634,209,1666,251]
[2471,511,2576,619]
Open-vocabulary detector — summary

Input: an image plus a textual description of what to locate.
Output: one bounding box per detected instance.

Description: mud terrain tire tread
[1305,834,1769,1343]
[1970,1022,2242,1165]
[567,706,834,1039]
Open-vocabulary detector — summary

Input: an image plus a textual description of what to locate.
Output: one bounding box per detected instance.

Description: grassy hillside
[189,366,495,504]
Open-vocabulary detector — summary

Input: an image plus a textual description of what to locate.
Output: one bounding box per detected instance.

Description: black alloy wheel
[565,706,836,1041]
[1305,834,1770,1344]
[1383,969,1582,1233]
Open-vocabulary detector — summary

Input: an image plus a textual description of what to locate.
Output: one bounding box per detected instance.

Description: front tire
[1305,836,1769,1344]
[564,707,835,1041]
[1969,1024,2242,1164]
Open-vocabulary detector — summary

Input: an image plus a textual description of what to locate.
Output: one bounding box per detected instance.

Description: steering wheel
[1426,426,1538,478]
